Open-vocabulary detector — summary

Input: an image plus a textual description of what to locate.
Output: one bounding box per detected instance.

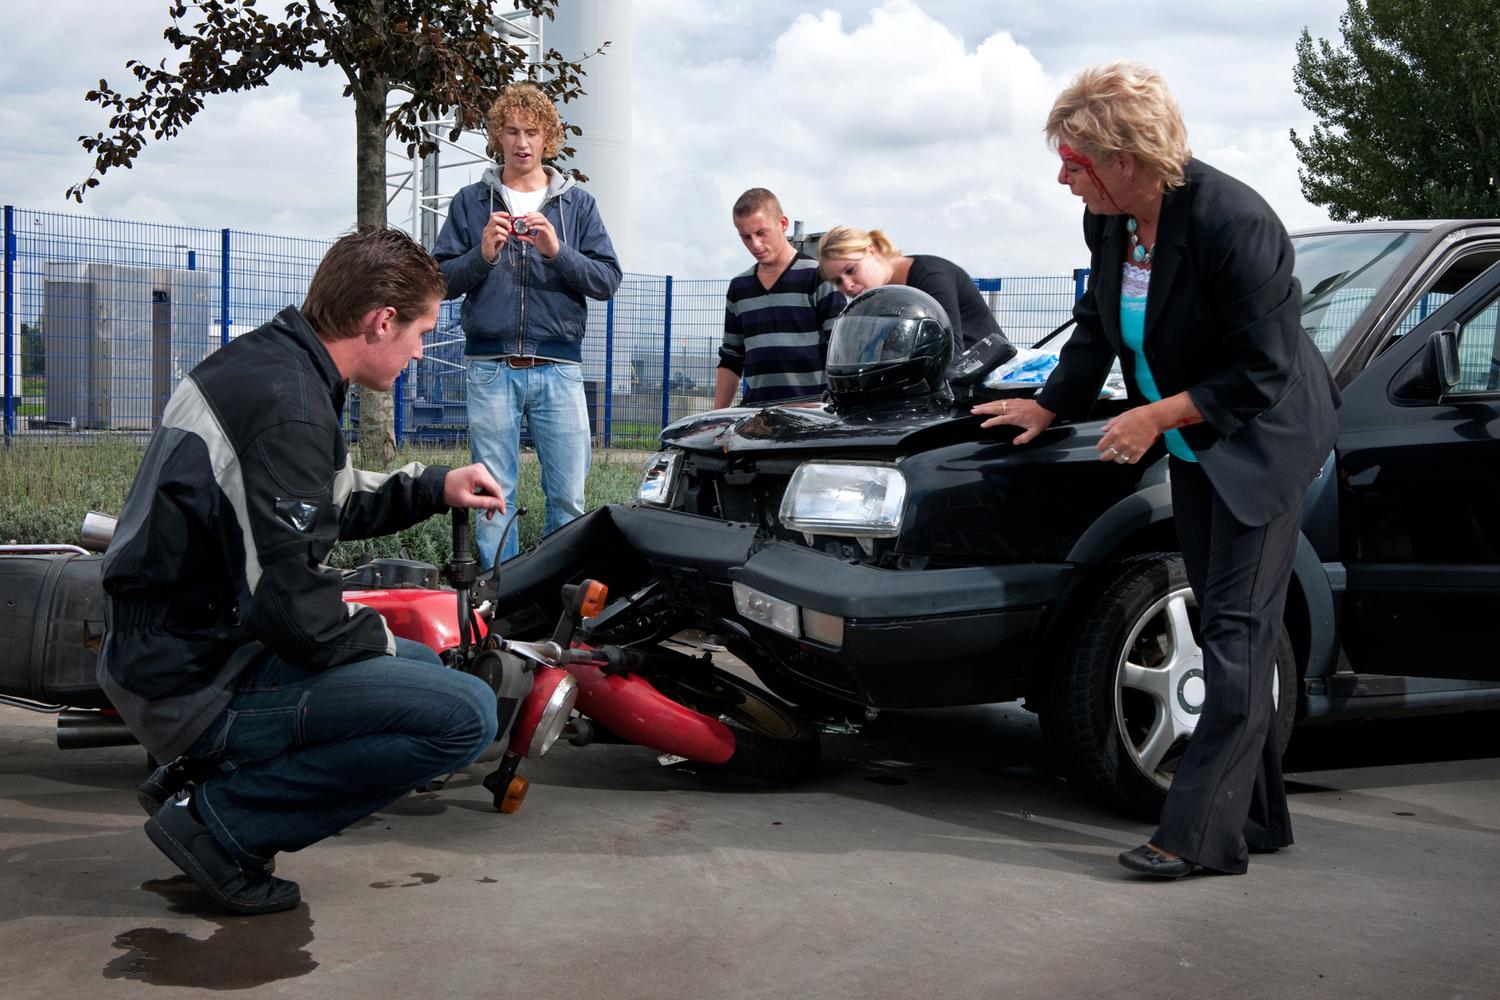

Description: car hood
[660,396,968,454]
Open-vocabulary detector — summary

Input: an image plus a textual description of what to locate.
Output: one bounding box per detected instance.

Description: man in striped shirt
[715,188,846,408]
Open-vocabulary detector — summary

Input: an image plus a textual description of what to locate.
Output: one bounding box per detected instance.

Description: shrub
[0,440,643,567]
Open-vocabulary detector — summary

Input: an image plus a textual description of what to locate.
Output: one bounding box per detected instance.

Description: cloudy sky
[0,0,1349,279]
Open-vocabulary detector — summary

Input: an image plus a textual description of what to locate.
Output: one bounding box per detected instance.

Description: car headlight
[778,462,906,538]
[637,450,681,506]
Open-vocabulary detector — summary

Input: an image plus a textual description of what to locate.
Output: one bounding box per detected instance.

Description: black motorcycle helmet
[825,285,956,408]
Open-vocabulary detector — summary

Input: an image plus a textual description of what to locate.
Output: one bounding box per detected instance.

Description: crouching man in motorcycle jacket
[99,228,505,915]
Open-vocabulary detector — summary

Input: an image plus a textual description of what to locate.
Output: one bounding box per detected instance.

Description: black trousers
[1154,459,1300,873]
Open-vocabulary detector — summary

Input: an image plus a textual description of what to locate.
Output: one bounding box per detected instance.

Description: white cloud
[631,1,1075,276]
[629,0,1347,278]
[5,0,1349,283]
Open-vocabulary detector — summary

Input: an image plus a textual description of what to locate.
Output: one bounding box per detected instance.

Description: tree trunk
[352,71,396,468]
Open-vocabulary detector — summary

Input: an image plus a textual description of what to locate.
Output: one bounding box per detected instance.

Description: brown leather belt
[503,355,553,368]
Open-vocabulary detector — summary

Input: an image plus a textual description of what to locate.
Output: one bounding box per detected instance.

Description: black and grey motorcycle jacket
[98,306,450,760]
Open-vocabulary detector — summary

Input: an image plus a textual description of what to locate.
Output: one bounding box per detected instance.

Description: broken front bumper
[491,505,1077,708]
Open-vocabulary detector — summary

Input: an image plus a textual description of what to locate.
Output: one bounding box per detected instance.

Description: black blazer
[1036,158,1340,526]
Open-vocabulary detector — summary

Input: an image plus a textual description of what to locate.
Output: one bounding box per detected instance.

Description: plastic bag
[981,347,1058,387]
[981,347,1128,399]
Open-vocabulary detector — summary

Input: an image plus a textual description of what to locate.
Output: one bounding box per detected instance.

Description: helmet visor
[827,317,921,368]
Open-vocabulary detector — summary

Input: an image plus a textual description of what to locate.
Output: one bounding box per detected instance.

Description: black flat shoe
[1119,844,1197,879]
[145,799,299,915]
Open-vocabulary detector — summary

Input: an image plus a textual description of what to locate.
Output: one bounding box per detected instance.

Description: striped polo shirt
[720,253,846,405]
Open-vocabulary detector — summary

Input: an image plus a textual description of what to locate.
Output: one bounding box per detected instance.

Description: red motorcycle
[0,509,819,813]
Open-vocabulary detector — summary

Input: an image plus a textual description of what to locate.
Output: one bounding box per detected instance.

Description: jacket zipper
[511,188,560,356]
[517,244,527,355]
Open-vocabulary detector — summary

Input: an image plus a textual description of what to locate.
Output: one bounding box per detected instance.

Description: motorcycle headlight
[637,450,681,506]
[526,668,579,758]
[778,462,907,538]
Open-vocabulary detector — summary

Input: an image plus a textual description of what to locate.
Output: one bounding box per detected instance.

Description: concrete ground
[1,698,1496,1000]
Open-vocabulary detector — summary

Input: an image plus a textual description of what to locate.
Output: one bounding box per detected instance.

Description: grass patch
[1,439,643,567]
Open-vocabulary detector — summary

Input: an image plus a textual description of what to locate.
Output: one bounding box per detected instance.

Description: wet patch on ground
[102,876,317,989]
[369,872,441,889]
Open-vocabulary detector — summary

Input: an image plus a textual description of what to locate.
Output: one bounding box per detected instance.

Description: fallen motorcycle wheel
[646,662,821,782]
[1043,553,1296,820]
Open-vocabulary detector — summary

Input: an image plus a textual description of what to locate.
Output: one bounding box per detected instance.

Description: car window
[1453,298,1500,395]
[1292,230,1419,358]
[1386,248,1500,345]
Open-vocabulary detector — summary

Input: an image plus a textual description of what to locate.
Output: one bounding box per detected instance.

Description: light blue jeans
[466,359,591,568]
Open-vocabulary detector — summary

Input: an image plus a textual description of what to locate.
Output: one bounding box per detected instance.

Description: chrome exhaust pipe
[80,512,117,554]
[56,709,139,750]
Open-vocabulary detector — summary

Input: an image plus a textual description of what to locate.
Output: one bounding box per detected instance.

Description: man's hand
[443,464,505,518]
[515,212,560,259]
[481,213,513,264]
[971,397,1056,444]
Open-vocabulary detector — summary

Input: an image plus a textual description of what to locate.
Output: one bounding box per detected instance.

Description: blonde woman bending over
[817,226,1015,355]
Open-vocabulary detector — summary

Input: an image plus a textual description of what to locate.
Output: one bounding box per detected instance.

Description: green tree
[1291,0,1500,221]
[20,322,45,378]
[68,0,601,465]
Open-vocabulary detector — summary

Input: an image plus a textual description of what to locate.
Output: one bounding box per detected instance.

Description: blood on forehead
[1057,143,1125,214]
[1058,143,1094,167]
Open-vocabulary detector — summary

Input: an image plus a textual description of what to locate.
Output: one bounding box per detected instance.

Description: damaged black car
[489,220,1500,818]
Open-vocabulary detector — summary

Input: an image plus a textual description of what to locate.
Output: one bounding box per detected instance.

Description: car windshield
[1293,229,1422,357]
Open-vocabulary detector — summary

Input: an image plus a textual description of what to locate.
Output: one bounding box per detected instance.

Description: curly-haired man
[434,82,622,567]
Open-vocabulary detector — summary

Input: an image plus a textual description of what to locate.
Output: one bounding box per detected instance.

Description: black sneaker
[145,798,300,915]
[136,760,195,816]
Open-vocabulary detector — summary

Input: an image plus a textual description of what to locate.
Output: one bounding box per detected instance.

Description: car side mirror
[1391,324,1461,403]
[1432,325,1461,391]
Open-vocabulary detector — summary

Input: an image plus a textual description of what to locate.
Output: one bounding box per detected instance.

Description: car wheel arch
[1064,482,1176,567]
[1035,492,1330,707]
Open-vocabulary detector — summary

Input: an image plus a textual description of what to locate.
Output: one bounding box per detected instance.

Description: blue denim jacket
[433,166,622,363]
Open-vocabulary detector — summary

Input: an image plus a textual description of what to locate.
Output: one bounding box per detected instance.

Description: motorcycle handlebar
[586,646,645,676]
[451,508,472,561]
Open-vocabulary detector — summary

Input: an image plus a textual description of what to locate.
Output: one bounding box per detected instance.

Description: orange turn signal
[579,579,608,619]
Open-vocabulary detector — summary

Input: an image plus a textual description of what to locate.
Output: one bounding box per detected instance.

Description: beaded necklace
[1126,216,1154,264]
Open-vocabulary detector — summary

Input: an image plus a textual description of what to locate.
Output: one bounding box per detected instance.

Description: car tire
[647,664,822,782]
[1043,552,1296,820]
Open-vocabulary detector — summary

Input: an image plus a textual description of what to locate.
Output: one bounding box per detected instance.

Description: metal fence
[2,205,1084,449]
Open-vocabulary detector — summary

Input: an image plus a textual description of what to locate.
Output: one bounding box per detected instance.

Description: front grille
[654,562,709,612]
[680,455,791,532]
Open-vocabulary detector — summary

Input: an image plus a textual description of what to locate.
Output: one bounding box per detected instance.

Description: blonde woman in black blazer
[974,62,1339,877]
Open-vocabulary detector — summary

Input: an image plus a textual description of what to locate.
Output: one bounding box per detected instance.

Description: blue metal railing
[0,204,1086,448]
[3,206,14,441]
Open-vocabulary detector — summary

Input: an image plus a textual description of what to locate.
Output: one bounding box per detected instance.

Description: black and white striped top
[719,253,846,405]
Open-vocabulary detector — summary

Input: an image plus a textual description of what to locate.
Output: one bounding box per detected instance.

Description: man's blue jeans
[466,359,591,569]
[185,639,498,870]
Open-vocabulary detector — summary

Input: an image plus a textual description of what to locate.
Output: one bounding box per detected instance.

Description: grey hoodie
[433,165,622,362]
